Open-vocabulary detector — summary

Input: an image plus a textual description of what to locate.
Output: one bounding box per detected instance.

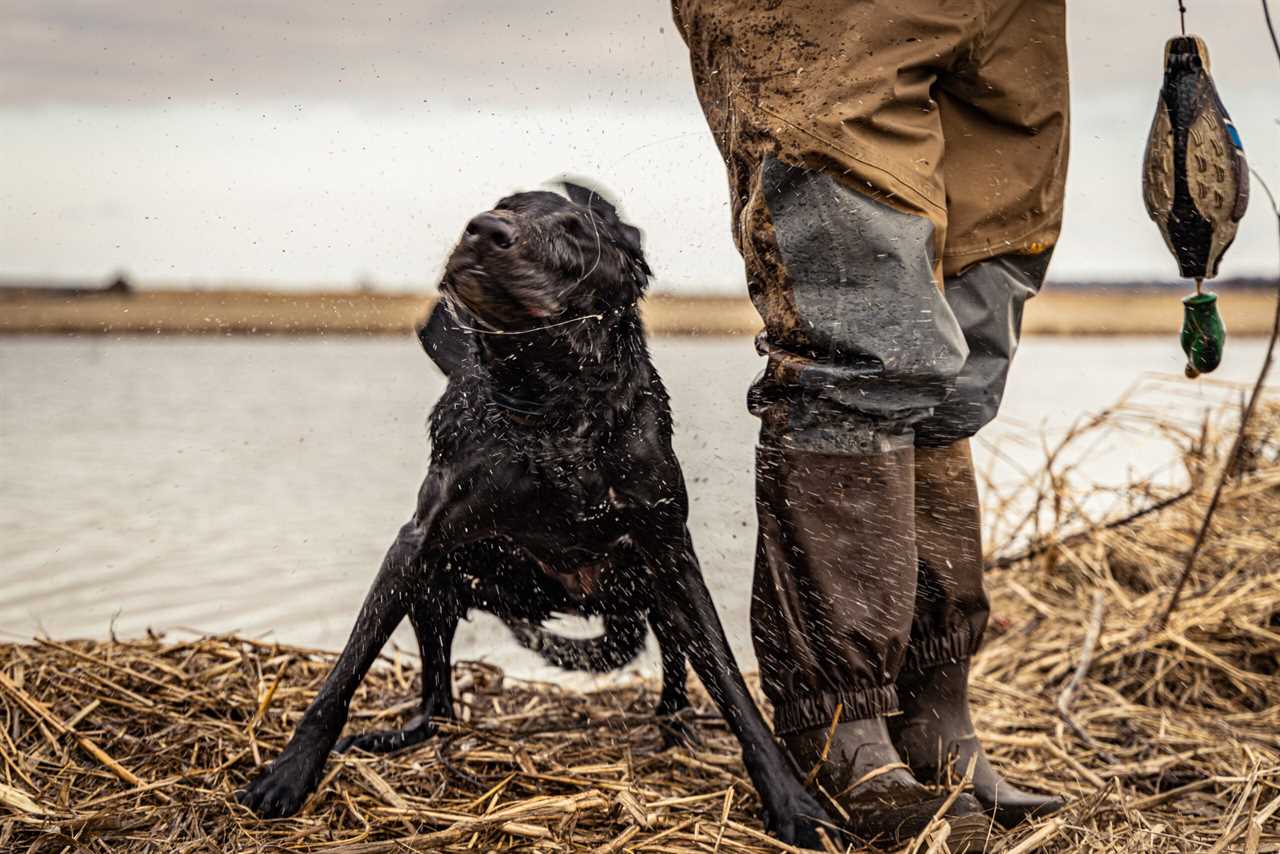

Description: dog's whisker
[442,273,612,337]
[440,293,501,334]
[450,311,608,336]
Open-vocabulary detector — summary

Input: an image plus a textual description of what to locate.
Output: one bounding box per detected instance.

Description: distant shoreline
[0,284,1275,337]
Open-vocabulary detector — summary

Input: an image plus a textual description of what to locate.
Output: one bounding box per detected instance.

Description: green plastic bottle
[1181,291,1226,377]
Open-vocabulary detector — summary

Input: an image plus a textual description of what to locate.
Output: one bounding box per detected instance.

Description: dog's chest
[498,412,673,603]
[525,430,641,518]
[519,465,645,601]
[536,473,633,550]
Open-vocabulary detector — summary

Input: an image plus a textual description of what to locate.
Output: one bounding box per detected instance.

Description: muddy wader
[673,0,1069,847]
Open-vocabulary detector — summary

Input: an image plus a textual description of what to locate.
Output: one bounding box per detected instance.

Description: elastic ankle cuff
[771,685,899,735]
[901,628,982,675]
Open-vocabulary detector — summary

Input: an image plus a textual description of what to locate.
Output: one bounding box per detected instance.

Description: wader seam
[772,684,900,736]
[755,103,947,215]
[942,217,1064,258]
[901,627,983,676]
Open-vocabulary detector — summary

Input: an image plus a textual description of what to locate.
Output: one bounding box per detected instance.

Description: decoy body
[1142,35,1249,281]
[1142,35,1249,375]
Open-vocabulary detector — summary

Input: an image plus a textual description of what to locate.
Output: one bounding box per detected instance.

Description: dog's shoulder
[426,369,503,456]
[417,301,472,377]
[596,369,686,511]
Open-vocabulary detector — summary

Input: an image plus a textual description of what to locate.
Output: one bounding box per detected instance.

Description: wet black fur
[237,184,837,847]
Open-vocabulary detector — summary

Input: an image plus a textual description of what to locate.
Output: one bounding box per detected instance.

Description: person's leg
[892,442,1066,826]
[898,0,1070,827]
[673,1,994,846]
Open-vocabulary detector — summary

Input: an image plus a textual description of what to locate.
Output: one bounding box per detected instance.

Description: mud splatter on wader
[672,1,1070,847]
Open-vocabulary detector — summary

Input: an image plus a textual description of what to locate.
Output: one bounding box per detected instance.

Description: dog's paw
[334,721,436,755]
[236,749,326,819]
[657,714,702,751]
[761,787,845,850]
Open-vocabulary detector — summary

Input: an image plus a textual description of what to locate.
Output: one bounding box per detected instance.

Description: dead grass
[1,288,1276,337]
[1,395,1278,852]
[0,291,763,337]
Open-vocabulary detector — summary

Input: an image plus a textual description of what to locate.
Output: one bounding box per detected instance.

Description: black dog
[237,184,835,846]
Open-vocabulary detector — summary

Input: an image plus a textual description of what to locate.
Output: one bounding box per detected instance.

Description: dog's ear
[618,223,650,277]
[561,180,631,237]
[562,180,597,208]
[416,300,473,377]
[558,177,652,297]
[561,180,618,219]
[561,179,651,280]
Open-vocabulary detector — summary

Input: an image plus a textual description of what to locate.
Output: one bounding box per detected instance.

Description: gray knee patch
[915,253,1051,446]
[762,157,967,386]
[750,157,968,451]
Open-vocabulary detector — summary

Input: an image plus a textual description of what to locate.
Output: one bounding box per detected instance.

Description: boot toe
[944,796,994,854]
[947,792,985,817]
[946,815,994,854]
[843,789,993,850]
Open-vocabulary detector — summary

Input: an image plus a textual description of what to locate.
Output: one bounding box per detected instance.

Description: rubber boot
[753,443,992,850]
[785,719,992,851]
[892,442,1065,827]
[893,660,1066,827]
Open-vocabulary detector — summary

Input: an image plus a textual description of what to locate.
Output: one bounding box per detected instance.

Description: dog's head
[440,182,651,333]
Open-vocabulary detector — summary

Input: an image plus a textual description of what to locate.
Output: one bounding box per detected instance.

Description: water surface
[0,335,1266,682]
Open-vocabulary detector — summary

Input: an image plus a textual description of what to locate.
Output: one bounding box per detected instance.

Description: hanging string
[1177,0,1188,34]
[1264,0,1280,65]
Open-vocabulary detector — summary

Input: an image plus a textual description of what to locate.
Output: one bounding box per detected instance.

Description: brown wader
[672,0,1069,847]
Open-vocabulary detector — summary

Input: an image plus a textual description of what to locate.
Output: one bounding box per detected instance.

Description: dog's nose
[464,213,518,250]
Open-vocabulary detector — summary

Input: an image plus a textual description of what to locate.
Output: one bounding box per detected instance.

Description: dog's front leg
[650,528,840,849]
[335,587,462,755]
[237,519,426,818]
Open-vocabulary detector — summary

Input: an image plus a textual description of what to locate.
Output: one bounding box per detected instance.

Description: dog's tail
[503,613,648,673]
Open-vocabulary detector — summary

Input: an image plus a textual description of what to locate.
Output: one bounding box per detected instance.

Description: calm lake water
[0,335,1267,682]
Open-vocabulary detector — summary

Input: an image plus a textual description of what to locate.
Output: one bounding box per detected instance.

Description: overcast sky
[2,1,1277,292]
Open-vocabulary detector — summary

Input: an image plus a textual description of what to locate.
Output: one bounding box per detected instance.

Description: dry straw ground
[2,287,1278,338]
[1,392,1278,853]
